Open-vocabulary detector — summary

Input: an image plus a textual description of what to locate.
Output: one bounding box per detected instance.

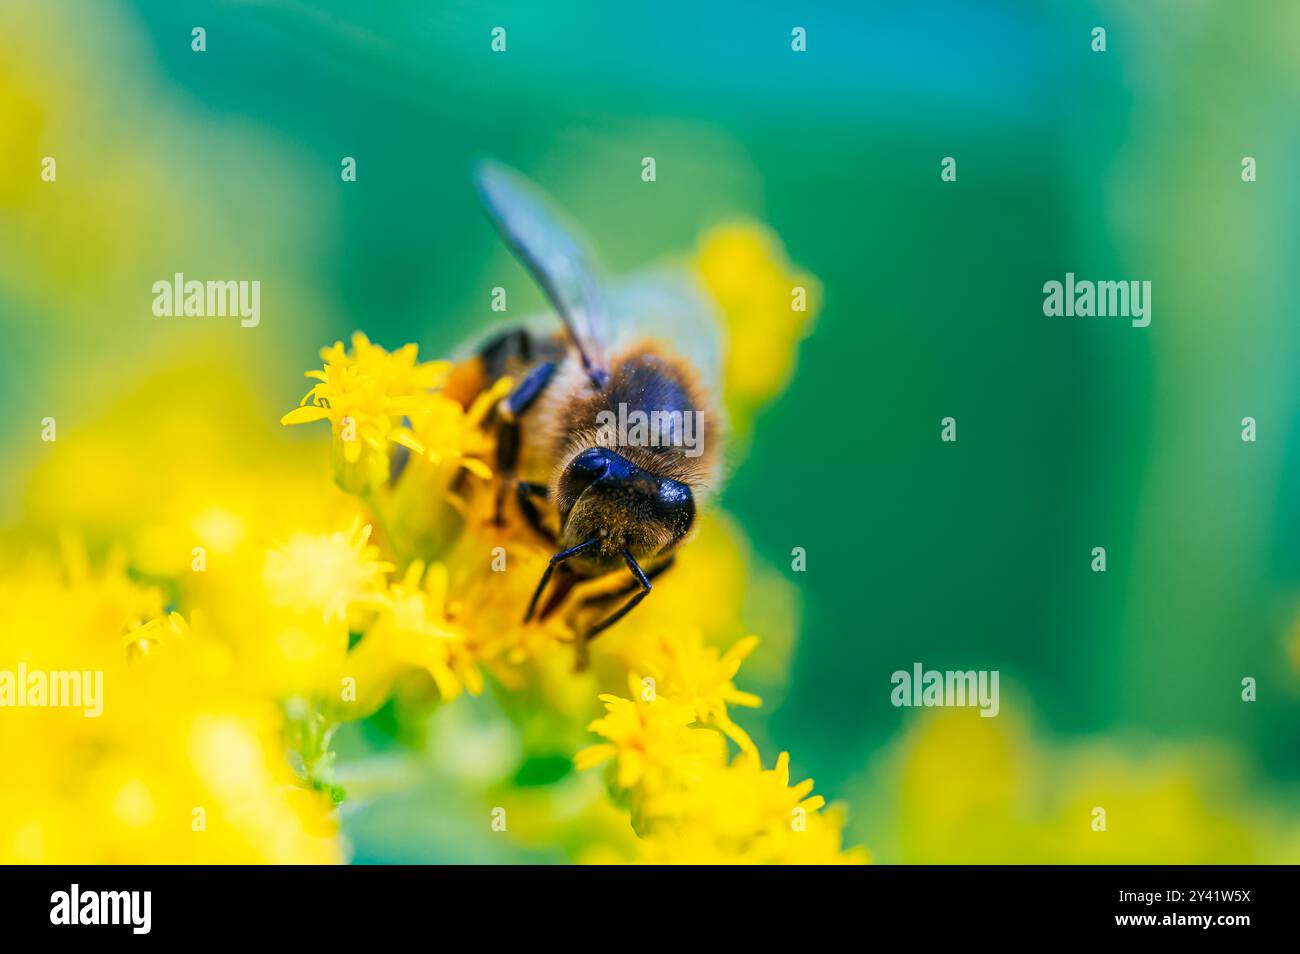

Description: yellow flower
[281,332,451,493]
[378,377,512,560]
[125,610,191,661]
[0,555,340,863]
[54,538,165,639]
[879,704,1288,863]
[351,561,483,708]
[576,667,865,863]
[409,383,508,481]
[641,752,821,844]
[263,518,392,625]
[637,802,866,865]
[576,673,726,795]
[643,632,762,753]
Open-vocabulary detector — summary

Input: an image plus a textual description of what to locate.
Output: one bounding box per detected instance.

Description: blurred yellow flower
[694,224,820,437]
[871,704,1293,864]
[263,519,392,626]
[635,753,865,864]
[125,610,191,661]
[0,551,340,863]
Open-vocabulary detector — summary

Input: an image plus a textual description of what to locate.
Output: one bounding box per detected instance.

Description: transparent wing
[474,161,609,387]
[604,267,724,398]
[472,267,724,394]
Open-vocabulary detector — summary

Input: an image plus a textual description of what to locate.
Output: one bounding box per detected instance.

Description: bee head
[555,446,694,569]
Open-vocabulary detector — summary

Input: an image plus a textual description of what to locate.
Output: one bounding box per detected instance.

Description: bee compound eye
[557,447,616,519]
[568,446,611,481]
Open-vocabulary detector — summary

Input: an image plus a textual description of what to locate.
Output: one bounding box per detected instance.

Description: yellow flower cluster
[3,0,851,864]
[353,560,484,704]
[0,543,340,863]
[874,704,1300,863]
[0,348,362,861]
[575,635,866,864]
[281,332,453,495]
[0,337,503,863]
[2,212,855,863]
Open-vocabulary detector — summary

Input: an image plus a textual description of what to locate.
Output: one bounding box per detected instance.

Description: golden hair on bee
[540,340,721,496]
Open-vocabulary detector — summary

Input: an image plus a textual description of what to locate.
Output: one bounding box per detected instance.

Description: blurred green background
[3,0,1299,862]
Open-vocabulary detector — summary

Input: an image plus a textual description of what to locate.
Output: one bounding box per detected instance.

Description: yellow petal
[574,744,616,771]
[280,405,331,425]
[727,634,760,662]
[717,714,757,755]
[726,689,763,709]
[392,430,426,455]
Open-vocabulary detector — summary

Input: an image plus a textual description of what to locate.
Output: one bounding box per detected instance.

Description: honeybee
[451,161,723,652]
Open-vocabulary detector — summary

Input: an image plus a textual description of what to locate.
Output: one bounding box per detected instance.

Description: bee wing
[605,267,724,398]
[474,161,609,387]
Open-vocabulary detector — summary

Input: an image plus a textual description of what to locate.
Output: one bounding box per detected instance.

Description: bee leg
[525,537,597,623]
[492,361,557,526]
[584,550,657,641]
[492,423,519,526]
[478,327,535,377]
[537,563,578,621]
[515,481,554,543]
[576,555,675,621]
[570,553,665,672]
